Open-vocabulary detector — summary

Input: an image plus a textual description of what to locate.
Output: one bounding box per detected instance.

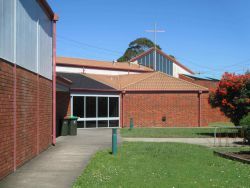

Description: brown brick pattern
[0,60,52,179]
[0,61,14,179]
[122,92,200,127]
[56,91,70,136]
[201,93,229,125]
[122,92,229,127]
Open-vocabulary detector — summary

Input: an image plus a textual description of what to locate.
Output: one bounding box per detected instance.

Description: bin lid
[64,115,78,120]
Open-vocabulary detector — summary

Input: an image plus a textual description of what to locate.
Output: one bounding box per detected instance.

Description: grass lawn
[208,122,234,127]
[120,128,239,138]
[120,122,237,138]
[73,142,250,188]
[120,127,215,138]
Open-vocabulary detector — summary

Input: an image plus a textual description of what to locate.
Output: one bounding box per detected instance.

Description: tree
[209,72,250,125]
[246,69,250,75]
[169,55,176,59]
[117,38,161,62]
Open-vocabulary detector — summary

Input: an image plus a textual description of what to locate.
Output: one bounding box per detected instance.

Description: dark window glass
[156,53,160,71]
[86,121,96,128]
[170,61,173,75]
[109,97,119,117]
[166,59,169,74]
[77,121,84,128]
[73,97,84,118]
[143,56,149,67]
[109,120,119,127]
[98,97,108,117]
[86,97,96,118]
[163,57,167,73]
[156,56,160,71]
[149,52,154,69]
[98,121,108,128]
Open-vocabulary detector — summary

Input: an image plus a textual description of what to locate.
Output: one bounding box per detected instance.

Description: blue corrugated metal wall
[136,51,173,76]
[0,0,15,63]
[0,0,53,80]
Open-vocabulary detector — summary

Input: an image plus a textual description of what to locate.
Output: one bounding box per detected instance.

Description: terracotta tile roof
[85,72,208,91]
[130,48,194,74]
[56,56,153,72]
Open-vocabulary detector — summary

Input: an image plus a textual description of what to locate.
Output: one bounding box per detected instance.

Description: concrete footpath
[122,137,243,147]
[0,129,120,188]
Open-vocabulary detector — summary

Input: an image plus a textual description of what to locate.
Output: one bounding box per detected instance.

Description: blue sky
[48,0,250,78]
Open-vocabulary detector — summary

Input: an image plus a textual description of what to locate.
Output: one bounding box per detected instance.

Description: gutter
[198,90,202,127]
[13,65,17,171]
[56,63,153,73]
[120,91,126,128]
[52,15,58,145]
[70,88,121,92]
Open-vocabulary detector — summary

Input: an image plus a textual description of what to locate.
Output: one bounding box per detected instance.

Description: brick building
[56,71,228,129]
[0,0,57,179]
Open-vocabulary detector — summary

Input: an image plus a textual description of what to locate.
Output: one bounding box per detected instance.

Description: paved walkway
[0,129,120,188]
[122,137,243,147]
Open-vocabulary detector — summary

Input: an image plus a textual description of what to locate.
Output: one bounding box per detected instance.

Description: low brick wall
[122,91,229,127]
[0,60,52,179]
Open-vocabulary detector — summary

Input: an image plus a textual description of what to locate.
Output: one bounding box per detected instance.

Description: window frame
[71,94,120,128]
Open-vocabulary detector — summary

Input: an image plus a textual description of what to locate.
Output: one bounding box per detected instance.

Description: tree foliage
[246,69,250,75]
[117,38,161,62]
[209,72,250,125]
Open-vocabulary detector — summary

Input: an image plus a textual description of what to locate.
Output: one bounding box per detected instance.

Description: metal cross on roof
[145,23,165,70]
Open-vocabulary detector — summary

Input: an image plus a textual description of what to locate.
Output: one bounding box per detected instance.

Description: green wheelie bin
[61,119,69,136]
[68,116,78,136]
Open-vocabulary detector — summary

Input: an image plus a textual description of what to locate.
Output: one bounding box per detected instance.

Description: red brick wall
[201,93,229,125]
[16,67,38,167]
[122,92,229,128]
[0,60,52,179]
[56,91,71,120]
[0,61,14,179]
[56,91,70,136]
[39,77,52,152]
[123,92,200,127]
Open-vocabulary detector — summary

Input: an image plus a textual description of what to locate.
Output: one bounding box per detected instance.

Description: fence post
[112,128,117,155]
[130,118,134,130]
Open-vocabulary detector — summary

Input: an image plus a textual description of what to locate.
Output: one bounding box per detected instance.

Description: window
[86,97,96,118]
[73,97,84,118]
[109,120,119,127]
[71,95,120,128]
[163,57,167,73]
[109,97,119,117]
[98,97,108,117]
[98,120,108,128]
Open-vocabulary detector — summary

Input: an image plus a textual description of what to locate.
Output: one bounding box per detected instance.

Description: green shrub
[240,114,250,143]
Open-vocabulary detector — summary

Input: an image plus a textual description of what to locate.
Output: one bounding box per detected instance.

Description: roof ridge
[130,48,154,62]
[122,72,158,89]
[82,74,119,90]
[57,56,116,64]
[157,72,208,90]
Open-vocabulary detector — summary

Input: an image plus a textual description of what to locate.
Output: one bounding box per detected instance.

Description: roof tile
[56,57,153,72]
[85,72,208,91]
